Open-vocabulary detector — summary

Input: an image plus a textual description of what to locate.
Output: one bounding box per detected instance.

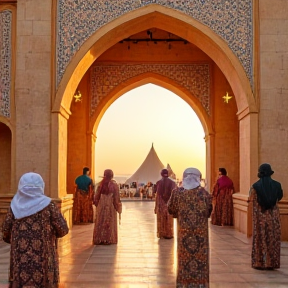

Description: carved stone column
[233,110,258,237]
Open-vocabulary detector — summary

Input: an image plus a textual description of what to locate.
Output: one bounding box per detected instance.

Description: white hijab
[11,172,51,219]
[182,168,202,190]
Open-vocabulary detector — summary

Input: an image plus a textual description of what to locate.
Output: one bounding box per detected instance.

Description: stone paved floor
[0,201,288,287]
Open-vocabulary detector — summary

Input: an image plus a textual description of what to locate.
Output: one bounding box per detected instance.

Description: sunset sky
[94,84,206,183]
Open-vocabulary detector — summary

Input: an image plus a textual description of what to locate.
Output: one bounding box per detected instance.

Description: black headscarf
[252,163,283,210]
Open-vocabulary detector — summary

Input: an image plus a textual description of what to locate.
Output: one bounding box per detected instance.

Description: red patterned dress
[2,202,69,288]
[168,186,212,288]
[249,188,281,269]
[93,180,122,245]
[73,174,94,224]
[211,175,235,226]
[73,185,94,224]
[155,177,177,239]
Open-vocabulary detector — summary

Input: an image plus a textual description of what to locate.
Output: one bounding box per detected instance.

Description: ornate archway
[52,5,258,236]
[53,7,256,113]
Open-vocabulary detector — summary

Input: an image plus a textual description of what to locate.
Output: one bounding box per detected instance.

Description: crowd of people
[1,163,284,287]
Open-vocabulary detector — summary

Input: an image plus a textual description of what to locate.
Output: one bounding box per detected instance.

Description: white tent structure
[167,163,176,180]
[125,144,165,184]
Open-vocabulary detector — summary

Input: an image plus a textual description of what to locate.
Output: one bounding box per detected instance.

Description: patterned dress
[73,175,94,224]
[249,188,281,269]
[2,202,69,288]
[93,180,122,245]
[155,178,176,239]
[211,176,234,226]
[73,186,94,224]
[168,186,212,288]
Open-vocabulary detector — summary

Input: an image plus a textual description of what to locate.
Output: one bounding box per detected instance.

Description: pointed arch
[89,72,213,137]
[53,5,256,116]
[0,119,13,195]
[52,5,258,238]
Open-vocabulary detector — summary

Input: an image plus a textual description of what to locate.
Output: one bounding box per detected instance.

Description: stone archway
[53,5,256,111]
[52,6,258,236]
[88,72,214,186]
[0,119,12,194]
[90,68,212,134]
[0,120,13,224]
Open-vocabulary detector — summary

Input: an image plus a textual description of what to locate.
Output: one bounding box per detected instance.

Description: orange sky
[94,84,206,183]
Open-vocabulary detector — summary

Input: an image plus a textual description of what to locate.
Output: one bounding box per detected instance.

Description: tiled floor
[1,201,288,287]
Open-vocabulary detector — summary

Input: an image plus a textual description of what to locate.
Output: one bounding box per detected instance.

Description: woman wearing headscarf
[92,169,122,245]
[154,168,177,239]
[2,172,69,288]
[168,168,212,288]
[211,167,235,226]
[249,163,283,270]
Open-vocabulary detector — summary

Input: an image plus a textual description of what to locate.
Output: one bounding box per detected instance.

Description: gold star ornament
[223,92,232,103]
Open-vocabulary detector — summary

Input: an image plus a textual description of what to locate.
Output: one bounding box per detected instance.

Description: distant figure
[211,168,235,226]
[2,172,69,287]
[93,169,122,245]
[74,167,94,224]
[249,163,283,270]
[168,168,212,288]
[147,182,154,200]
[154,169,176,239]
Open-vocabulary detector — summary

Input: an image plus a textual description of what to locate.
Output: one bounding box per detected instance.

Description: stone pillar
[88,132,97,181]
[258,0,288,241]
[15,0,52,190]
[233,110,258,237]
[51,108,74,228]
[205,133,214,192]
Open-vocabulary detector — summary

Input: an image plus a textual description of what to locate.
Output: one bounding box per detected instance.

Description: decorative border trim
[90,63,210,117]
[0,10,12,118]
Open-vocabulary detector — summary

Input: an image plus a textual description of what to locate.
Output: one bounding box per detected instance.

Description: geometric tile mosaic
[90,64,210,117]
[57,1,253,88]
[0,10,12,118]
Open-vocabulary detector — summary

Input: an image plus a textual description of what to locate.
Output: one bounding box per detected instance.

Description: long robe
[73,175,94,224]
[93,180,122,245]
[249,188,281,269]
[211,175,234,226]
[73,186,94,224]
[168,186,212,288]
[2,202,69,288]
[155,177,176,239]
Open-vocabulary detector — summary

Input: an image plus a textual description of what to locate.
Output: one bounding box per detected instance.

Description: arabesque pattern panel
[57,1,253,88]
[0,10,12,118]
[90,64,210,117]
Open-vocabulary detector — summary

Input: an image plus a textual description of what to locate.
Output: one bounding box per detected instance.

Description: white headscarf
[11,172,51,219]
[182,168,202,190]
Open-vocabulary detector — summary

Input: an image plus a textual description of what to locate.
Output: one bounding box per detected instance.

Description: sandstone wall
[259,0,288,198]
[15,0,52,194]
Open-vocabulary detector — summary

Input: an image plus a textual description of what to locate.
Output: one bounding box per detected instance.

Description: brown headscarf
[156,169,176,203]
[99,169,114,195]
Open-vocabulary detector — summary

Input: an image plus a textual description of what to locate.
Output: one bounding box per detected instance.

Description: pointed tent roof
[125,144,165,184]
[167,163,176,180]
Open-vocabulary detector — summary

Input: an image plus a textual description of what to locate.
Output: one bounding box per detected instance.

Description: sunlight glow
[94,84,206,183]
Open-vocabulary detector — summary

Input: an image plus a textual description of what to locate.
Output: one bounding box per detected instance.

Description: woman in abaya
[168,168,212,288]
[249,163,283,270]
[2,172,69,287]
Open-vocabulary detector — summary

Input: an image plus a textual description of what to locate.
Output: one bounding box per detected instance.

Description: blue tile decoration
[57,1,253,89]
[90,63,210,117]
[0,10,12,118]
